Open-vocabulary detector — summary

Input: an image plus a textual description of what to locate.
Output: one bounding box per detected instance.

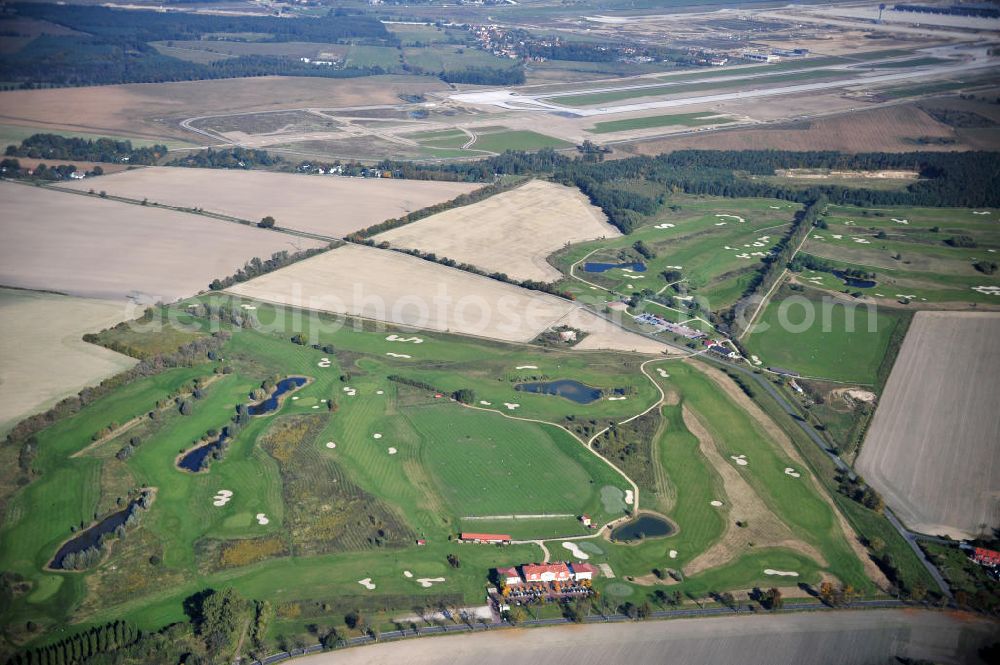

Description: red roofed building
[460,532,511,544]
[570,562,599,581]
[972,547,1000,568]
[496,566,523,586]
[522,562,571,583]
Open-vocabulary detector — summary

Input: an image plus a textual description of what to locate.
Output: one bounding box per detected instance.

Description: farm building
[522,562,572,583]
[971,547,1000,568]
[460,532,512,544]
[580,514,592,527]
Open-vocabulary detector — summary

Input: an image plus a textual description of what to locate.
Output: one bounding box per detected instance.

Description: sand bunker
[358,578,376,590]
[386,335,423,343]
[403,570,413,578]
[715,214,745,223]
[416,577,446,588]
[892,218,908,224]
[656,368,670,378]
[972,211,991,215]
[342,386,357,396]
[654,223,675,229]
[783,467,801,478]
[769,206,781,210]
[608,396,627,401]
[516,365,538,370]
[388,447,398,455]
[624,489,634,505]
[669,550,678,559]
[730,454,748,466]
[480,400,492,406]
[213,490,233,507]
[710,500,724,507]
[386,352,412,358]
[317,357,332,368]
[255,513,269,525]
[325,441,337,449]
[504,403,520,410]
[972,286,1000,295]
[376,390,384,395]
[373,433,383,439]
[764,569,799,577]
[561,542,590,560]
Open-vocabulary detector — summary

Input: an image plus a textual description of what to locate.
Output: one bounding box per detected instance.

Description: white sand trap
[403,570,413,578]
[326,441,337,449]
[972,211,991,215]
[891,218,908,224]
[783,467,801,478]
[376,390,384,395]
[504,403,520,410]
[386,334,423,343]
[213,489,233,507]
[255,513,269,525]
[385,352,412,358]
[988,249,997,254]
[832,234,843,239]
[715,222,727,226]
[896,294,917,299]
[291,396,299,400]
[321,399,327,403]
[769,206,781,210]
[710,500,724,507]
[724,245,735,250]
[853,238,871,244]
[764,569,799,577]
[373,433,383,439]
[656,368,669,378]
[654,223,675,229]
[311,405,319,409]
[388,447,398,455]
[750,355,762,366]
[736,253,751,259]
[665,265,683,270]
[317,358,331,368]
[561,542,590,560]
[358,578,376,590]
[845,220,855,225]
[812,235,824,240]
[624,489,634,505]
[715,214,745,223]
[669,550,678,559]
[752,242,765,247]
[972,285,1000,295]
[608,396,627,401]
[416,577,446,588]
[240,304,257,310]
[516,365,538,370]
[875,293,885,297]
[626,284,634,289]
[479,400,492,405]
[730,454,748,466]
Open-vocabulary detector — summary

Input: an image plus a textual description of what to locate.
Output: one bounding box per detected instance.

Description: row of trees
[5,134,166,165]
[208,247,330,291]
[6,620,140,665]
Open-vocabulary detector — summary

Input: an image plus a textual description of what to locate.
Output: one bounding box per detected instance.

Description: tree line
[208,247,331,291]
[5,134,167,165]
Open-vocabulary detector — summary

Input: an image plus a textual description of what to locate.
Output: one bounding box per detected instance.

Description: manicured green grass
[588,112,729,134]
[403,45,511,71]
[743,286,905,384]
[471,130,572,153]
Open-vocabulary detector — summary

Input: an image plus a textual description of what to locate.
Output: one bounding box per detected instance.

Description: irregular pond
[248,376,308,416]
[583,262,647,274]
[832,270,877,289]
[177,428,230,473]
[610,514,675,542]
[515,379,620,404]
[49,494,148,570]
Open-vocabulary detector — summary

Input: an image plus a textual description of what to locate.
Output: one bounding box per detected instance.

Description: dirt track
[293,609,998,665]
[857,311,1000,539]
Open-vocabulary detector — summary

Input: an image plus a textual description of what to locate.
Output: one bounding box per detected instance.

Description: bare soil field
[0,182,324,302]
[56,167,478,238]
[625,104,975,154]
[295,609,998,665]
[374,180,619,282]
[0,76,447,143]
[857,311,1000,539]
[561,308,674,355]
[228,243,579,343]
[0,288,137,436]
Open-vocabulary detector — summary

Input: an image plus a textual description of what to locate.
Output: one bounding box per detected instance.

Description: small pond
[610,514,675,542]
[248,376,307,416]
[515,379,620,405]
[177,428,230,473]
[583,262,647,274]
[50,498,142,569]
[832,270,877,289]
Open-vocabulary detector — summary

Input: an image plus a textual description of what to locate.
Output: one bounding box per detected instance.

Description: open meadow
[57,168,479,239]
[0,288,137,436]
[0,182,325,302]
[856,311,1000,539]
[374,180,619,282]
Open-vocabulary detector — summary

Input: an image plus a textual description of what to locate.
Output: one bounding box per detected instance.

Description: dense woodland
[5,135,167,165]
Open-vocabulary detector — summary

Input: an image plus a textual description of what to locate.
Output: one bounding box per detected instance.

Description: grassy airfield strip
[0,292,890,643]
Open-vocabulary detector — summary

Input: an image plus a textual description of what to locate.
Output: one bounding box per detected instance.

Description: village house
[971,547,1000,568]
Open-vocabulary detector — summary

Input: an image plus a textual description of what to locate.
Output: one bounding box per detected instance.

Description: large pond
[515,379,616,404]
[583,261,647,274]
[832,270,877,289]
[610,514,675,542]
[248,376,307,416]
[177,428,230,473]
[50,497,143,569]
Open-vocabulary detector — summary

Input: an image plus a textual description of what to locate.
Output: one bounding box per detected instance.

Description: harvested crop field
[0,182,324,302]
[57,167,478,239]
[0,75,446,143]
[295,609,998,665]
[626,105,975,154]
[0,288,137,436]
[374,180,619,282]
[857,311,1000,539]
[227,243,578,342]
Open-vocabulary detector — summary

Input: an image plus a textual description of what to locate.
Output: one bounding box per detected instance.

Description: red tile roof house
[496,566,523,586]
[972,547,1000,568]
[522,562,572,583]
[570,562,599,581]
[460,532,512,544]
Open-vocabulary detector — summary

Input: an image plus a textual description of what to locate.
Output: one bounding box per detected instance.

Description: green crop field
[588,112,730,134]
